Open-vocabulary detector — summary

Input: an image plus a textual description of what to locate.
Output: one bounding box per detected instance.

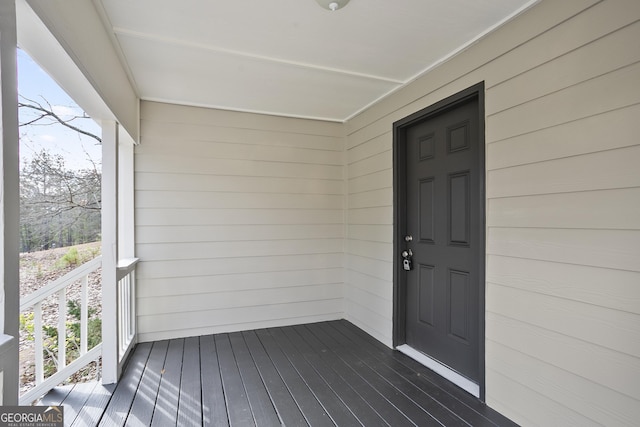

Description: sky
[17,49,102,171]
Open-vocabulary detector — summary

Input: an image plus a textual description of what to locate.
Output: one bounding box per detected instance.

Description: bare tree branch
[18,96,102,144]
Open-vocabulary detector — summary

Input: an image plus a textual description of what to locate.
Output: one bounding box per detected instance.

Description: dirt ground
[19,241,102,396]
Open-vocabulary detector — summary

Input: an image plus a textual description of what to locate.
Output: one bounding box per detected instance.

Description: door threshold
[396,344,480,398]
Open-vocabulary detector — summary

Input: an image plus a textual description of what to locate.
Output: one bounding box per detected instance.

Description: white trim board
[396,344,480,398]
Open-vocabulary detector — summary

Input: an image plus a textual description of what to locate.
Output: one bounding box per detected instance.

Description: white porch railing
[116,258,138,365]
[19,256,102,405]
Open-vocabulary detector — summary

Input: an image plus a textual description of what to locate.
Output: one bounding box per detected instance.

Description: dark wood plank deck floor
[42,320,517,426]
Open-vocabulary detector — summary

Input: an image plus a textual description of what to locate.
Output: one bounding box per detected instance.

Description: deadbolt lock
[401,249,413,271]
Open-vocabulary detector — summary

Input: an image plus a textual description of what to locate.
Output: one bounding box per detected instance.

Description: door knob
[404,235,413,242]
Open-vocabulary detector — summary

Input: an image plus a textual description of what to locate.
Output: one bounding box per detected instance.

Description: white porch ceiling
[97,0,535,122]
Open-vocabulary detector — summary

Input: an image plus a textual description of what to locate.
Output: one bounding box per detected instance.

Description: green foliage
[67,299,83,318]
[57,247,80,268]
[67,300,102,349]
[87,245,100,260]
[20,299,102,378]
[19,312,34,339]
[52,245,100,270]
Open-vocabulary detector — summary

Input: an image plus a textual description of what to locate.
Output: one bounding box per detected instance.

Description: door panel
[418,264,435,326]
[449,171,470,245]
[400,93,482,384]
[449,269,470,342]
[419,179,435,242]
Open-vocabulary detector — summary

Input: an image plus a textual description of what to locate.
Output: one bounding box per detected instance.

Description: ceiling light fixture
[315,0,350,11]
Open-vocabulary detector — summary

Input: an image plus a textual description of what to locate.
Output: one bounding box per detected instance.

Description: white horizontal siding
[487,311,640,401]
[487,256,640,315]
[488,284,640,359]
[137,269,344,298]
[138,254,343,279]
[136,138,343,165]
[136,173,344,195]
[486,341,640,426]
[487,62,640,142]
[488,228,639,272]
[344,0,640,425]
[138,283,344,316]
[136,191,344,210]
[487,104,640,170]
[136,101,345,340]
[139,122,343,151]
[137,224,344,244]
[137,208,344,226]
[488,188,640,229]
[138,300,343,343]
[488,145,640,197]
[136,153,342,178]
[137,239,343,262]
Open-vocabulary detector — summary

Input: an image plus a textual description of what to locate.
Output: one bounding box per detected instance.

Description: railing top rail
[20,256,102,311]
[116,257,139,281]
[0,333,15,350]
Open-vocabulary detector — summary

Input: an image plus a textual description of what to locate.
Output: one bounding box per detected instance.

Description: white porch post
[0,0,20,405]
[118,131,135,260]
[101,121,119,384]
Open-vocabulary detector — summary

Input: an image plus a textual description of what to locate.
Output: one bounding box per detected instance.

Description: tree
[19,96,102,252]
[20,150,101,252]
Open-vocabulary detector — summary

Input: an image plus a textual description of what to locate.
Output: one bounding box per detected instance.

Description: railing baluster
[118,280,124,355]
[57,288,66,370]
[130,271,136,340]
[34,302,44,385]
[123,276,130,348]
[81,276,88,355]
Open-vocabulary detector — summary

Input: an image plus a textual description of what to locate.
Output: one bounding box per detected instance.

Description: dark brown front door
[395,85,484,386]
